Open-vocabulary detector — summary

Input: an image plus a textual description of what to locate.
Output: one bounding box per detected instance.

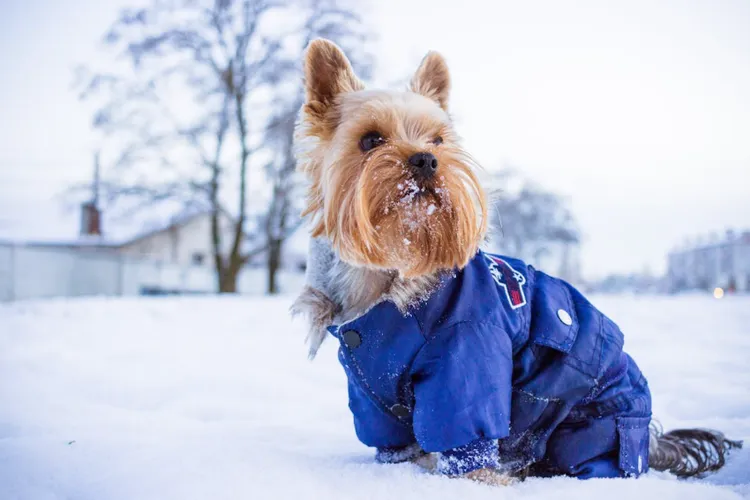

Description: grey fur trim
[305,237,337,297]
[289,236,341,358]
[292,234,442,358]
[290,285,341,359]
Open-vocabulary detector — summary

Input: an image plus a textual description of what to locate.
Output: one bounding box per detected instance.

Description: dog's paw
[462,468,516,486]
[408,454,514,486]
[409,452,438,472]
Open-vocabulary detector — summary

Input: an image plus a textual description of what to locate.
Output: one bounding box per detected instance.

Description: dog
[291,38,742,485]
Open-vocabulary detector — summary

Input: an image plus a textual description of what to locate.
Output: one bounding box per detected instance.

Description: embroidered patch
[484,254,527,309]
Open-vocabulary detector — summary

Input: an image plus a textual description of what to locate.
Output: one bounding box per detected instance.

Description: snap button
[557,309,573,326]
[342,330,362,348]
[390,404,410,419]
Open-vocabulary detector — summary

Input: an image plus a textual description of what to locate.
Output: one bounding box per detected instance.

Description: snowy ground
[0,293,748,500]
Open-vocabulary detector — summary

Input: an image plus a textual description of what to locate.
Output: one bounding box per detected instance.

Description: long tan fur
[295,39,487,279]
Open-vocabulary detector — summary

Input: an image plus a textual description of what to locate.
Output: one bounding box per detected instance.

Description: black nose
[408,152,438,178]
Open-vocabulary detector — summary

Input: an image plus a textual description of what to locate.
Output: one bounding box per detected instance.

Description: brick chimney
[80,201,102,237]
[80,151,103,238]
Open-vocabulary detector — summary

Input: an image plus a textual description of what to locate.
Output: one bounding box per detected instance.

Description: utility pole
[93,150,101,208]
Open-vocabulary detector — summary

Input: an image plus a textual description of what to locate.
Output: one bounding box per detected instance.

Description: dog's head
[295,39,488,278]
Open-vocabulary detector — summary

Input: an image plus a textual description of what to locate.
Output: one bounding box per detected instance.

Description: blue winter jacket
[327,250,652,479]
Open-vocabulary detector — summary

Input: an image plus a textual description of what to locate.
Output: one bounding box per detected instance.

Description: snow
[392,176,451,236]
[0,293,749,500]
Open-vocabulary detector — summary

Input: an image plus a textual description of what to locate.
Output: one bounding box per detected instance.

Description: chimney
[80,201,102,237]
[80,150,103,238]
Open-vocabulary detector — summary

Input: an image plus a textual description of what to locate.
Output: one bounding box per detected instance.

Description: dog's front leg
[409,454,515,486]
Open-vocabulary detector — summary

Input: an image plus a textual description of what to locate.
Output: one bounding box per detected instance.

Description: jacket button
[342,330,362,348]
[557,309,573,326]
[390,404,410,419]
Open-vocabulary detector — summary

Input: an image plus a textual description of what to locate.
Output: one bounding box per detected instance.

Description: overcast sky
[1,0,748,279]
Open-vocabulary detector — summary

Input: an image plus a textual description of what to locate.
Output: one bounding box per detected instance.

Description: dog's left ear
[304,38,364,111]
[410,51,451,111]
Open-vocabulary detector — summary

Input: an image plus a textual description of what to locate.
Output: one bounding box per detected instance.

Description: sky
[1,0,749,280]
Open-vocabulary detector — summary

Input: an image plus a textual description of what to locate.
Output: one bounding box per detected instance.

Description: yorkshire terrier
[291,38,742,486]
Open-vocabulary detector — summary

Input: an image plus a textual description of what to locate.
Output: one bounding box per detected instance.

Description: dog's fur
[291,38,742,484]
[295,39,487,279]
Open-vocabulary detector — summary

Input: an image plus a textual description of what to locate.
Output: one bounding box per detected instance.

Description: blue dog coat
[327,250,652,478]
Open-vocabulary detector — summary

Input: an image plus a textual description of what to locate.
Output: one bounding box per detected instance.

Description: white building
[0,205,308,301]
[667,230,750,293]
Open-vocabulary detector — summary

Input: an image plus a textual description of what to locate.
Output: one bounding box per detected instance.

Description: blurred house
[667,230,750,293]
[0,203,307,301]
[82,205,307,270]
[583,271,665,295]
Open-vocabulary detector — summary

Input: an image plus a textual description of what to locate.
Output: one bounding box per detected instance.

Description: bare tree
[260,100,300,295]
[78,0,372,294]
[78,0,297,293]
[488,169,581,279]
[257,0,373,294]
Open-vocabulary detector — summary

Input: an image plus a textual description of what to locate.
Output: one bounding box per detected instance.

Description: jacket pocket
[529,271,579,353]
[616,416,651,476]
[531,270,613,379]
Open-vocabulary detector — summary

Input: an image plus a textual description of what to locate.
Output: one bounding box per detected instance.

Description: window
[191,252,205,266]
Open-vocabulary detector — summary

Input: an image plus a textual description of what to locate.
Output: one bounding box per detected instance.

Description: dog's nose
[408,152,438,179]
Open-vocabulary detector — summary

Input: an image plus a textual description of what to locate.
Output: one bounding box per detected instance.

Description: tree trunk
[267,239,282,294]
[219,251,246,294]
[211,209,225,293]
[219,268,239,293]
[210,92,231,295]
[227,89,250,282]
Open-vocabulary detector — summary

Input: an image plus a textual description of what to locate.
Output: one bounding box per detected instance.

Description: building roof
[114,209,214,247]
[0,204,213,249]
[669,230,750,255]
[0,203,311,262]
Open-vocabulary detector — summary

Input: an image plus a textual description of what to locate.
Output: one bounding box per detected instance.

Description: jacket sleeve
[409,320,513,475]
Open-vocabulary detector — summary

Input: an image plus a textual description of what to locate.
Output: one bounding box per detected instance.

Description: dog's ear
[304,38,364,110]
[410,51,451,111]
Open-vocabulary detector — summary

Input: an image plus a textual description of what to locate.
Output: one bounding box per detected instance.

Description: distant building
[113,211,243,269]
[583,271,665,295]
[17,203,307,271]
[667,230,750,293]
[0,203,309,301]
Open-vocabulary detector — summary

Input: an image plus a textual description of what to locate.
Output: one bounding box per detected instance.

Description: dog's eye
[432,136,443,145]
[359,131,385,152]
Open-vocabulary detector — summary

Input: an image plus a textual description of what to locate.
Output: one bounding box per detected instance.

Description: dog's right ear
[410,51,451,111]
[304,38,364,111]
